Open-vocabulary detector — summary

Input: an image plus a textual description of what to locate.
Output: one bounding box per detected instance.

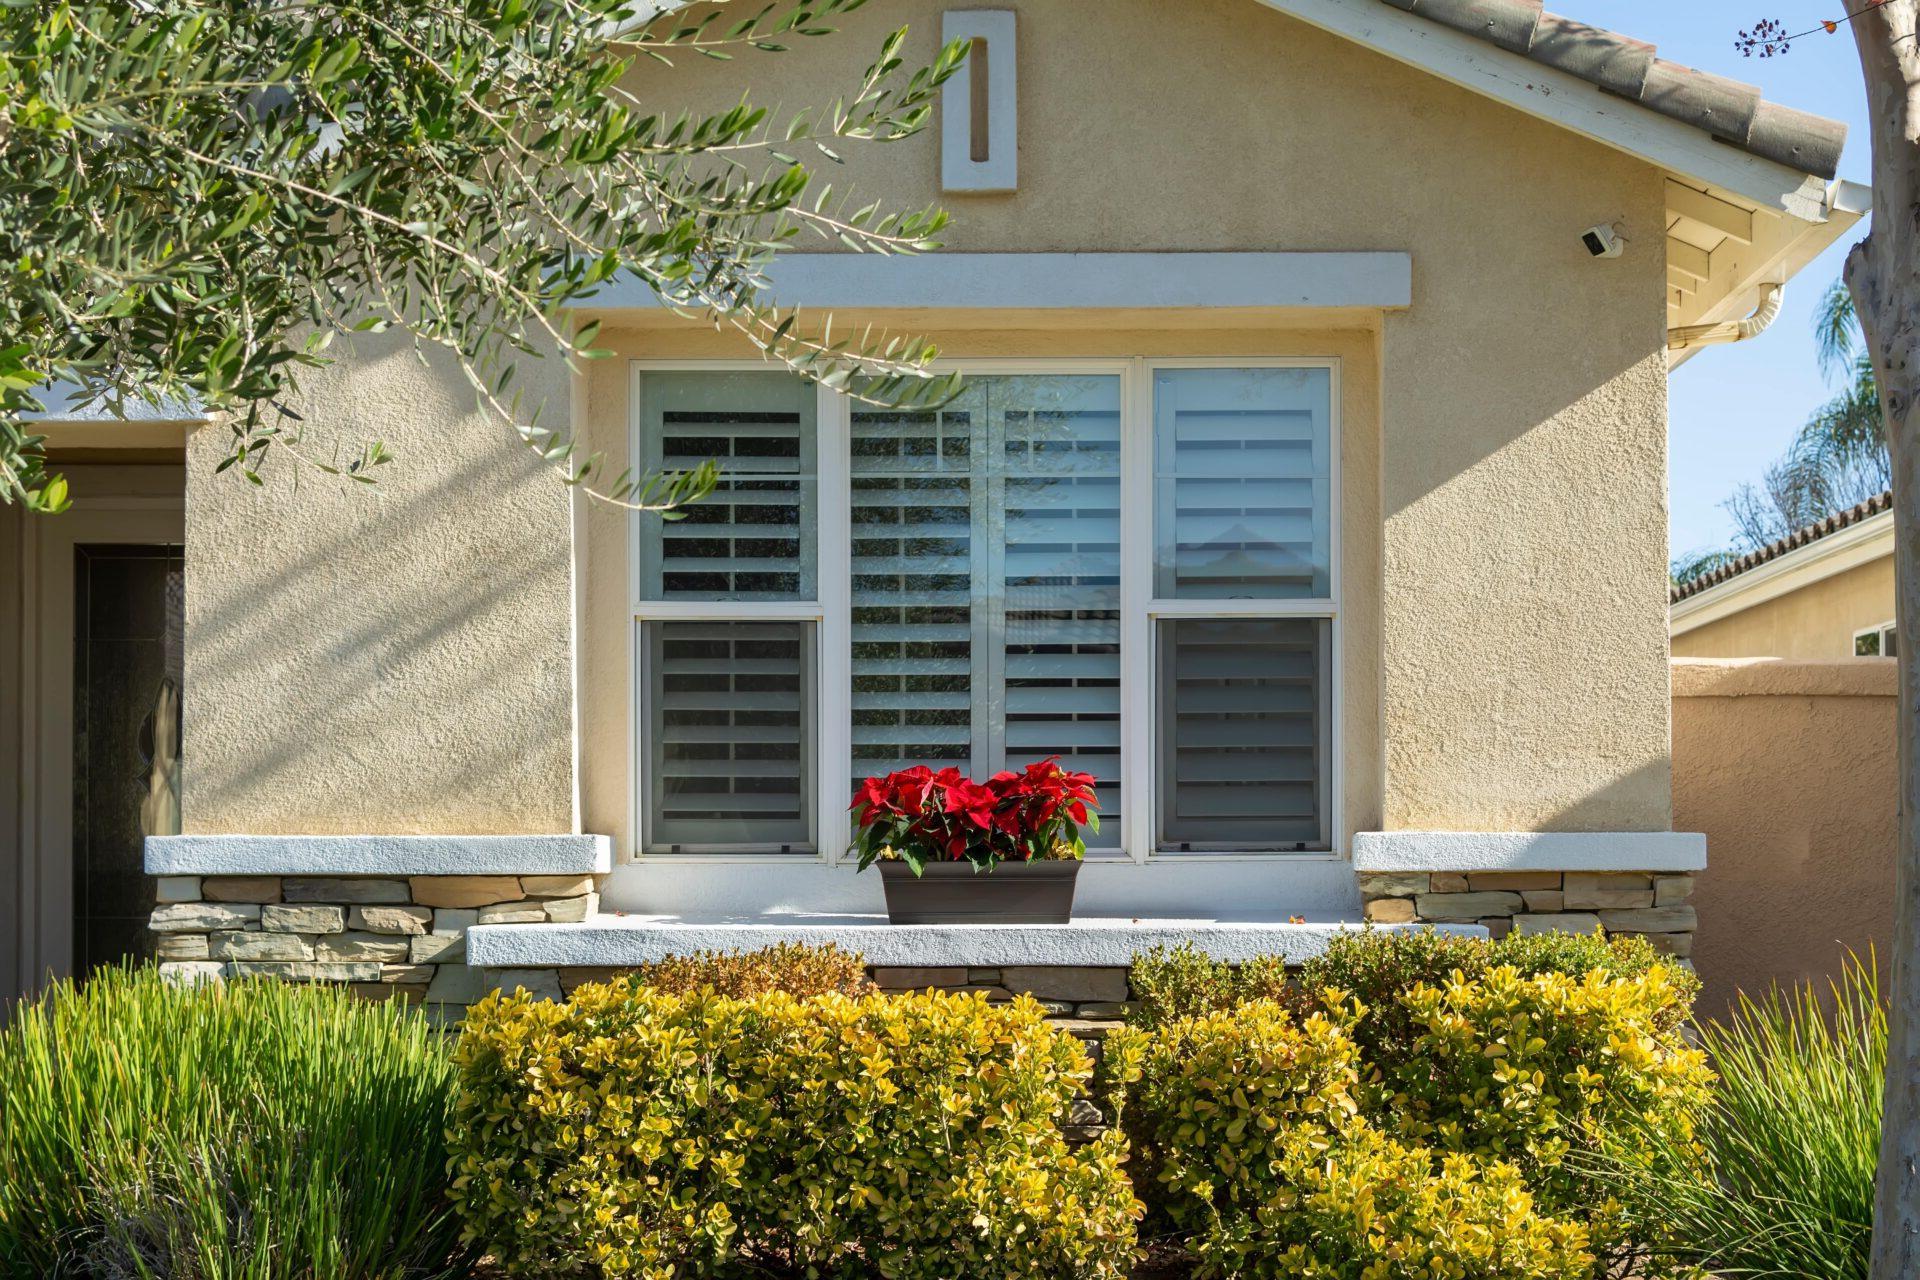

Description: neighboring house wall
[1671,555,1894,658]
[1672,658,1897,1017]
[179,0,1672,845]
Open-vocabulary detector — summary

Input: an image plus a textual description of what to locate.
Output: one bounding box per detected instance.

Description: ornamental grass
[0,964,470,1279]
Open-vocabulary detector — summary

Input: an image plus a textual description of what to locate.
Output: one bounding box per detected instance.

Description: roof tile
[1378,0,1844,178]
[1670,490,1892,604]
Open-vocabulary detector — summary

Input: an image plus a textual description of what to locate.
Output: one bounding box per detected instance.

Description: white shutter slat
[1157,617,1327,850]
[647,619,812,851]
[638,372,817,602]
[1154,368,1331,600]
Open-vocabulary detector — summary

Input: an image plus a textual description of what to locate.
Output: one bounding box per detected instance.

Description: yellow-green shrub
[1383,963,1712,1273]
[449,984,1139,1279]
[1108,1001,1591,1280]
[626,940,874,998]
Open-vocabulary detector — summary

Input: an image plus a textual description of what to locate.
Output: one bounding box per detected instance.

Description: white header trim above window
[593,252,1414,312]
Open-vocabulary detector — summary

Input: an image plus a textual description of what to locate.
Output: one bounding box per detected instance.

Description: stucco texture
[1672,555,1896,659]
[1672,658,1898,1017]
[181,333,574,833]
[183,0,1674,839]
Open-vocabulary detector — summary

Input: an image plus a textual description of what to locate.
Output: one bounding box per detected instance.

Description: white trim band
[595,252,1414,312]
[145,834,613,877]
[1352,831,1707,873]
[468,917,1487,969]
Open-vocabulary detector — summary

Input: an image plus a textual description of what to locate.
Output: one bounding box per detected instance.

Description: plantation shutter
[647,620,813,850]
[637,371,817,601]
[849,376,1123,844]
[1152,368,1330,599]
[1156,618,1329,849]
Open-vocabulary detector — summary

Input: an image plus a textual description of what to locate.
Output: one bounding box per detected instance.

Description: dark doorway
[72,544,184,977]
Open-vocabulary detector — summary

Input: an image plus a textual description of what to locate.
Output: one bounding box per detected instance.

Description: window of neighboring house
[631,360,1338,861]
[1854,621,1898,658]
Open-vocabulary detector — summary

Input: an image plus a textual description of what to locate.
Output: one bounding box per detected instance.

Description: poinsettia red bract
[848,758,1101,876]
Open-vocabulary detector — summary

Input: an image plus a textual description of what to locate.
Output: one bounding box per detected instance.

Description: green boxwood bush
[449,983,1140,1279]
[0,965,470,1279]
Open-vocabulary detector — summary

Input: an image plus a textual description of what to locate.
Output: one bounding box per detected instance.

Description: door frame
[12,495,184,993]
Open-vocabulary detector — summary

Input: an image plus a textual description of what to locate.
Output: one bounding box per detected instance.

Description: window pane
[1153,367,1331,599]
[638,371,816,601]
[850,375,1122,843]
[646,620,813,851]
[1856,630,1881,656]
[1156,617,1329,851]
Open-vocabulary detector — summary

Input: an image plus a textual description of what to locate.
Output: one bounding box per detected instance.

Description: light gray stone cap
[145,834,612,876]
[468,916,1488,970]
[1352,831,1706,874]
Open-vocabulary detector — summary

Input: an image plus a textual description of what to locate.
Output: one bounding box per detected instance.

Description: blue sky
[1594,3,1873,557]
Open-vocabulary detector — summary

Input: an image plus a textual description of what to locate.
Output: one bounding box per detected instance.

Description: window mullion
[816,383,852,863]
[1120,360,1154,863]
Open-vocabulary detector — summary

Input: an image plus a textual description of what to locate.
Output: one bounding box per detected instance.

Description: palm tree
[1719,280,1891,552]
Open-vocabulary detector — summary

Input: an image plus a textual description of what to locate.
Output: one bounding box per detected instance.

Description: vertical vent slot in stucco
[942,11,1016,192]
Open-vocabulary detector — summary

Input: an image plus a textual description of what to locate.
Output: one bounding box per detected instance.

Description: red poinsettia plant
[849,758,1101,875]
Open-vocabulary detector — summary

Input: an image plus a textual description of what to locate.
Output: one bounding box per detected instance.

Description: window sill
[466,915,1486,969]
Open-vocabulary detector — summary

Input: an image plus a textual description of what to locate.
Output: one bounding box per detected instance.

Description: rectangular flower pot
[877,860,1080,925]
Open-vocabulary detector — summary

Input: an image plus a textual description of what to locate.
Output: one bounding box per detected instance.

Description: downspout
[1667,282,1783,351]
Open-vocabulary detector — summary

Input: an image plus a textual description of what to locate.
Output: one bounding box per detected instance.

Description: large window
[632,361,1337,860]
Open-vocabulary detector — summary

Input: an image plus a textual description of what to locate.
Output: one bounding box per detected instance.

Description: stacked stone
[1358,871,1697,956]
[148,873,599,1004]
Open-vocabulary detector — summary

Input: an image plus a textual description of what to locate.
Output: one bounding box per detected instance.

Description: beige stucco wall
[1672,658,1897,1016]
[178,0,1673,839]
[1672,553,1895,659]
[180,334,575,833]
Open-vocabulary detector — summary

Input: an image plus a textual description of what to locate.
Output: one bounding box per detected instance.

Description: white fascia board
[145,834,613,877]
[1353,831,1707,873]
[591,252,1413,312]
[1255,0,1836,221]
[469,917,1487,969]
[1670,509,1895,634]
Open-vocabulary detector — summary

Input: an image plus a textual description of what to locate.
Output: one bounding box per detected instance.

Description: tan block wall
[1672,658,1898,1017]
[1672,555,1896,659]
[180,0,1673,838]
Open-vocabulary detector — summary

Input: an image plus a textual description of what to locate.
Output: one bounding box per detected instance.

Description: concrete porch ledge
[1352,832,1706,874]
[466,916,1488,969]
[145,834,613,877]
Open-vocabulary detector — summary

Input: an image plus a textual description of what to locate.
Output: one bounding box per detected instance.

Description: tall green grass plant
[1610,955,1883,1280]
[0,965,471,1279]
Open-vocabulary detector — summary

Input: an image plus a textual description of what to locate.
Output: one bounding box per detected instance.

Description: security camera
[1582,222,1627,258]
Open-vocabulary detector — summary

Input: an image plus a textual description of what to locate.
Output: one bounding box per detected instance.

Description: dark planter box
[877,860,1080,925]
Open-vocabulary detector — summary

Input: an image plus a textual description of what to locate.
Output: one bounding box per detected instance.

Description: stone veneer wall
[1357,870,1697,956]
[148,873,600,1004]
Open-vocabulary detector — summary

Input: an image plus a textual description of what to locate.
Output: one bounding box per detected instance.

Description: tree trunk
[1849,6,1920,1278]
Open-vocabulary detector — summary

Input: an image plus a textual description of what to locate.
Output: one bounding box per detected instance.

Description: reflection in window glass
[850,375,1123,843]
[1152,367,1331,599]
[637,371,817,601]
[1156,617,1330,851]
[646,620,813,851]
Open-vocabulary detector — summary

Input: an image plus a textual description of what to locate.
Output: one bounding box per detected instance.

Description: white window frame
[1854,620,1897,657]
[628,356,1341,866]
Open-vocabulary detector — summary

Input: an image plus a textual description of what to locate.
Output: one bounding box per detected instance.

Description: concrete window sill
[465,915,1487,970]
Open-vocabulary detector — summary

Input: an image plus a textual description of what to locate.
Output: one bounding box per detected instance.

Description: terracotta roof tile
[1382,0,1845,178]
[1670,490,1893,604]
